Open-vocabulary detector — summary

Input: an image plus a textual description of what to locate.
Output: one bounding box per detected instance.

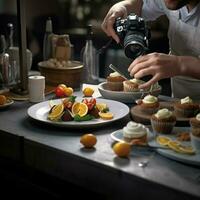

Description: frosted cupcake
[139,94,160,114]
[123,121,149,144]
[123,78,145,92]
[106,72,126,91]
[190,113,200,152]
[174,96,199,118]
[151,108,176,134]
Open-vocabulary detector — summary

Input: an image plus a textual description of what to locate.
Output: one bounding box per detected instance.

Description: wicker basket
[38,61,83,89]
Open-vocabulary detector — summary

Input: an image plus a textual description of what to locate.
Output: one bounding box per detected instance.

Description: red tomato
[55,86,65,97]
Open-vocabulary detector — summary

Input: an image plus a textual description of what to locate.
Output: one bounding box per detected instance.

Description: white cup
[28,75,45,103]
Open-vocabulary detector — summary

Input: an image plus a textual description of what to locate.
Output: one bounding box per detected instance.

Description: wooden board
[130,101,190,126]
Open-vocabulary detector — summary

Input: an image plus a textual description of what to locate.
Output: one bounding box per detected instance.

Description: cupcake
[106,72,126,91]
[190,113,200,152]
[123,78,145,92]
[174,96,199,118]
[139,94,160,114]
[123,121,149,145]
[151,108,176,134]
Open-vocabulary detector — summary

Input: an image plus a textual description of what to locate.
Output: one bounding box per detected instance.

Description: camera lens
[124,32,145,59]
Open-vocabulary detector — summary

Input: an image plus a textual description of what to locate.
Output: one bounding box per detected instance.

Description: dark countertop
[0,93,200,200]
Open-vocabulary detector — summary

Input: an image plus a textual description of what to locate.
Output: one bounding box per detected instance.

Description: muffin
[123,121,149,145]
[174,96,199,118]
[106,72,126,91]
[190,113,200,152]
[123,78,145,92]
[151,108,176,134]
[139,94,160,114]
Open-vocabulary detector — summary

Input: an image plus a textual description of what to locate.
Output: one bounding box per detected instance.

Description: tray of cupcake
[98,72,161,103]
[110,117,200,166]
[131,96,200,126]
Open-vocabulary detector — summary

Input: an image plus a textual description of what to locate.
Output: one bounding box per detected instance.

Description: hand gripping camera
[114,13,150,59]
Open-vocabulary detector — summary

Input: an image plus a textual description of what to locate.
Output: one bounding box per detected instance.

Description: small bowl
[98,82,161,103]
[38,60,83,89]
[191,133,200,153]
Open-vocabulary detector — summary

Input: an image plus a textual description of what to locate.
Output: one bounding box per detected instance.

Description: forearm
[178,56,200,79]
[123,0,143,15]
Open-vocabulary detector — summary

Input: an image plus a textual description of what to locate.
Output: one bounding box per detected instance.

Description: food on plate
[138,94,160,114]
[174,96,199,118]
[122,121,149,145]
[47,96,113,122]
[0,95,7,105]
[151,108,176,134]
[177,132,190,141]
[80,133,97,148]
[156,136,195,155]
[106,72,126,91]
[83,87,94,97]
[190,113,200,152]
[112,141,131,157]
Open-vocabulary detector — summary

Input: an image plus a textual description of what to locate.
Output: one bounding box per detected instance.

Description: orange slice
[48,103,64,120]
[99,112,114,120]
[72,102,88,117]
[156,136,171,146]
[96,103,108,112]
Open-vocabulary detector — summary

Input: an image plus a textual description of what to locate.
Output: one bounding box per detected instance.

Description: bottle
[43,17,53,61]
[81,24,99,84]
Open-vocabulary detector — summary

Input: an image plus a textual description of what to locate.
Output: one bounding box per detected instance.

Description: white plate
[110,127,154,145]
[98,82,161,103]
[27,98,129,128]
[0,99,14,109]
[148,127,200,166]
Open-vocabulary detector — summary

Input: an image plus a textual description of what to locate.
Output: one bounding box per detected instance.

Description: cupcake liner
[123,81,139,92]
[174,106,199,118]
[151,118,176,135]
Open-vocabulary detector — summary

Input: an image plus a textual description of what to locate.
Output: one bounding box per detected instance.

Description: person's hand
[101,2,128,43]
[128,53,181,89]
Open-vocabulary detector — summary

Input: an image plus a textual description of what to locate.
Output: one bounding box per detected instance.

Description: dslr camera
[114,13,150,59]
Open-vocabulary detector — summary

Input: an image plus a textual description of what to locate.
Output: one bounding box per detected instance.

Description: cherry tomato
[55,86,65,97]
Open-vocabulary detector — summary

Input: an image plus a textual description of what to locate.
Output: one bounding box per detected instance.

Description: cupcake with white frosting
[190,113,200,152]
[123,78,145,92]
[151,108,176,134]
[123,121,149,144]
[174,96,199,118]
[106,72,126,91]
[139,94,160,114]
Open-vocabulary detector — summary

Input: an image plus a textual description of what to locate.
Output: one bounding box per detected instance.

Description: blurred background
[0,0,170,94]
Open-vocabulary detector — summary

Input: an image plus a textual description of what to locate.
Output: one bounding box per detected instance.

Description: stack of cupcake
[106,72,126,91]
[174,96,199,118]
[151,108,176,134]
[190,113,200,152]
[123,121,149,145]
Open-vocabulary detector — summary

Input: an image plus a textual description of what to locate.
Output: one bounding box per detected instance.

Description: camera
[114,13,150,59]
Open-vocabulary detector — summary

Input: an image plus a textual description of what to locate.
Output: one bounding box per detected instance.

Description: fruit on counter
[99,112,114,120]
[113,142,131,158]
[48,103,64,121]
[80,133,97,148]
[58,84,67,89]
[0,95,7,105]
[71,102,88,117]
[64,87,73,97]
[55,86,65,97]
[83,87,94,97]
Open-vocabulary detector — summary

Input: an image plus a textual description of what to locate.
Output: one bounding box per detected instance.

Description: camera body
[114,13,150,59]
